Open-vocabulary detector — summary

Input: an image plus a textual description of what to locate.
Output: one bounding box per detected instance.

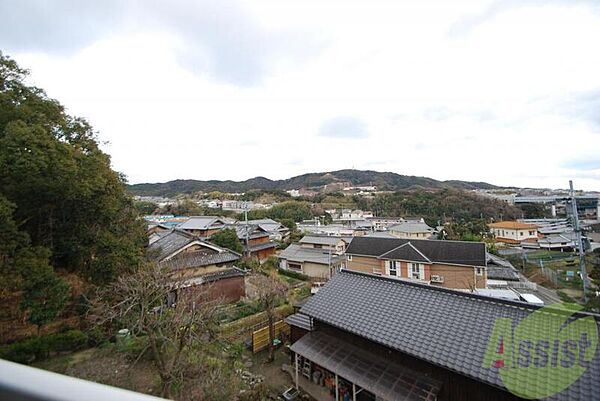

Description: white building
[488,221,538,245]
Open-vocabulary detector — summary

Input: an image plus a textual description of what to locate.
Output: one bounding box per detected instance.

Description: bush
[278,268,309,281]
[0,330,89,364]
[118,336,150,361]
[46,330,88,352]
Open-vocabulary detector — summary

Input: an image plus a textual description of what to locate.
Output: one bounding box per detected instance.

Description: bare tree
[89,263,222,398]
[254,273,287,362]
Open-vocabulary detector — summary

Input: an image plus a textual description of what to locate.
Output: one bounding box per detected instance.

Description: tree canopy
[209,228,243,254]
[0,52,146,333]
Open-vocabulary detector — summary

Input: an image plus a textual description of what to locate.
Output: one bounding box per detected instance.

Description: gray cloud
[0,1,122,54]
[0,0,323,86]
[319,117,368,139]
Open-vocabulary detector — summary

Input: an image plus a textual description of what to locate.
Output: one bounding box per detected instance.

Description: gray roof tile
[299,270,600,401]
[346,236,486,266]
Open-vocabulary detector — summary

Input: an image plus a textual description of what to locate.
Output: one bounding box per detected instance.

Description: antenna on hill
[569,180,588,303]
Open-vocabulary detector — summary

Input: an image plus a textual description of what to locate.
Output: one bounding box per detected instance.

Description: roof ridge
[379,242,410,257]
[339,269,600,321]
[406,241,432,263]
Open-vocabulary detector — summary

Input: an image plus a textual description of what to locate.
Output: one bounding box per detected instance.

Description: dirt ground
[247,346,295,394]
[35,346,161,396]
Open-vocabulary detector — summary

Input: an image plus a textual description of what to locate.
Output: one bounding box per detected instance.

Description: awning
[291,331,441,401]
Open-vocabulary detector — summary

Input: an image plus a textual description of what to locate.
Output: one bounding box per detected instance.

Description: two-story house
[344,236,487,289]
[228,223,278,262]
[488,221,538,245]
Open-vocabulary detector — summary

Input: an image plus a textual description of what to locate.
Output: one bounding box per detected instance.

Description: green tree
[0,195,69,333]
[0,52,145,285]
[245,200,314,222]
[134,201,159,215]
[209,229,243,254]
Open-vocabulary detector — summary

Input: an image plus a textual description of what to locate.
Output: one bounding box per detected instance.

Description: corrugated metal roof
[279,244,345,265]
[291,331,441,401]
[299,235,345,246]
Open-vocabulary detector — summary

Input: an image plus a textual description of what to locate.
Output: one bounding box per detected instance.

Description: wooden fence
[251,320,290,353]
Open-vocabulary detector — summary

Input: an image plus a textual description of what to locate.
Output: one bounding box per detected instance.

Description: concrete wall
[303,262,331,279]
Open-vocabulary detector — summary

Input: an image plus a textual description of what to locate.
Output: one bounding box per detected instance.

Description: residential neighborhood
[3,2,600,401]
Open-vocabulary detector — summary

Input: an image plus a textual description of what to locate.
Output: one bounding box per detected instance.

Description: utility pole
[569,180,588,303]
[244,204,250,259]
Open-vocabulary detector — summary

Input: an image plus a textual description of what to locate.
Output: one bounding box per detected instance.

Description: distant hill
[128,170,499,197]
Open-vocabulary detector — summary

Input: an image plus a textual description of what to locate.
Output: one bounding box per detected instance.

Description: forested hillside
[0,53,145,340]
[128,169,499,196]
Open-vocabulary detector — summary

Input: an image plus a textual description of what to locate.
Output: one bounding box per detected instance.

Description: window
[476,267,484,276]
[389,260,397,276]
[288,263,302,272]
[529,230,535,235]
[409,263,424,280]
[519,231,523,236]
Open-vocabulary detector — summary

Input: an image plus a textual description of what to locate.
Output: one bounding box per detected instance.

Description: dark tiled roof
[147,229,195,261]
[285,313,313,331]
[199,267,246,283]
[346,237,486,266]
[179,267,246,287]
[486,253,519,281]
[161,250,240,271]
[381,243,430,263]
[299,270,600,401]
[248,242,277,252]
[486,265,520,281]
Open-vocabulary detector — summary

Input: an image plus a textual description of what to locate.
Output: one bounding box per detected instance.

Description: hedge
[278,268,309,281]
[0,330,88,364]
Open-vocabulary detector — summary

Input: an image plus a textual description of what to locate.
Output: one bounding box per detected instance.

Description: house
[528,232,579,251]
[286,270,600,401]
[279,244,345,279]
[147,223,170,245]
[345,236,487,289]
[227,223,278,262]
[388,220,436,239]
[248,218,290,240]
[177,216,232,238]
[298,235,350,255]
[488,221,538,245]
[365,216,406,231]
[147,229,245,303]
[486,253,519,281]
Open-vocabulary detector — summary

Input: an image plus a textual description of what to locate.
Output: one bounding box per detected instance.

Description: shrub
[46,330,88,352]
[0,330,89,364]
[278,268,309,281]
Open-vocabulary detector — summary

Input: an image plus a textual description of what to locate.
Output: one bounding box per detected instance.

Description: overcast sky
[2,0,600,190]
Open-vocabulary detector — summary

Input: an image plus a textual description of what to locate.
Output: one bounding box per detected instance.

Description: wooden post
[335,373,339,401]
[294,353,299,389]
[353,383,356,401]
